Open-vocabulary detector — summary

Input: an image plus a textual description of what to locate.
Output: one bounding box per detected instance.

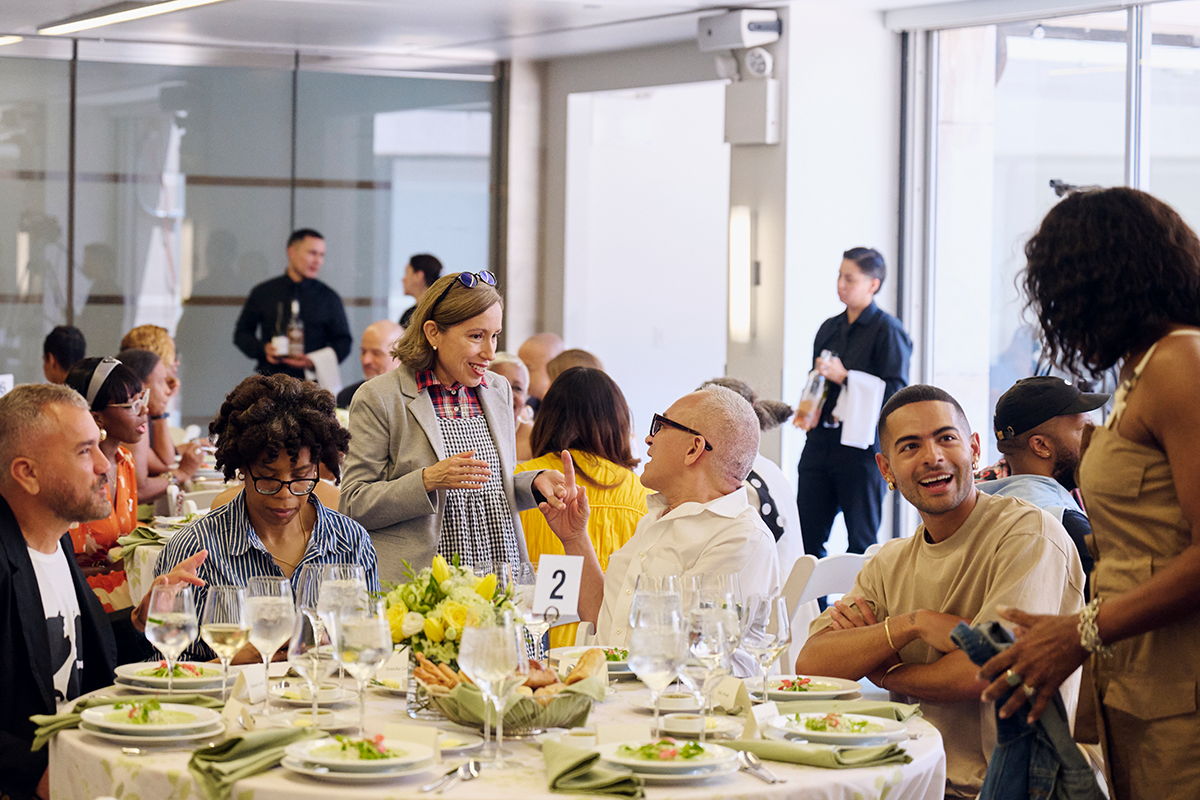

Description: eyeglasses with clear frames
[246,468,319,496]
[649,412,714,452]
[110,389,150,417]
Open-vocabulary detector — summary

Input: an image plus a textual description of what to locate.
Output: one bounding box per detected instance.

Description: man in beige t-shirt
[795,385,1085,799]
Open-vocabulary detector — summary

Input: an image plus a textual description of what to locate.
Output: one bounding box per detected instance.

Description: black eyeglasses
[246,468,319,496]
[649,413,713,451]
[429,270,497,316]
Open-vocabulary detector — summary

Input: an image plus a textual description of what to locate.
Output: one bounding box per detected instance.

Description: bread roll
[524,660,558,688]
[533,682,567,707]
[565,648,606,685]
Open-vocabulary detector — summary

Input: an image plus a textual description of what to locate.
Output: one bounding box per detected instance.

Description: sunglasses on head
[429,270,497,316]
[649,412,713,451]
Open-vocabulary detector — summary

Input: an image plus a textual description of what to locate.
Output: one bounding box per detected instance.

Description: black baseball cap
[994,376,1110,441]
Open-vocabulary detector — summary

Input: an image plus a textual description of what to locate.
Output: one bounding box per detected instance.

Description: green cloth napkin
[189,727,321,800]
[116,525,169,556]
[774,699,922,722]
[543,739,645,798]
[725,739,913,769]
[438,673,606,731]
[30,693,223,750]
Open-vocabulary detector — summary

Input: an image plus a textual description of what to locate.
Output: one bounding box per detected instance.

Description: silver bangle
[1077,597,1113,657]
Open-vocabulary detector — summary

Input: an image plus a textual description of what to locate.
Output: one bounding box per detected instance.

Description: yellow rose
[441,601,469,631]
[475,573,497,600]
[386,604,407,640]
[431,555,452,584]
[424,616,445,643]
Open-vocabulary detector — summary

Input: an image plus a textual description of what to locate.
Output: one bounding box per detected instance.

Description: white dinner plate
[625,693,701,712]
[597,740,738,773]
[285,737,434,772]
[79,719,225,745]
[547,646,630,674]
[261,710,359,732]
[627,760,740,784]
[280,756,433,783]
[113,678,226,698]
[81,702,221,734]
[766,712,907,745]
[114,662,225,689]
[271,681,354,706]
[758,675,862,701]
[437,732,484,754]
[369,677,407,696]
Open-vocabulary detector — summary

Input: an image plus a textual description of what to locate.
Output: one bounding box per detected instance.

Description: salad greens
[775,677,838,692]
[137,661,216,679]
[602,647,628,662]
[326,734,401,760]
[111,699,162,724]
[617,738,708,761]
[795,712,884,734]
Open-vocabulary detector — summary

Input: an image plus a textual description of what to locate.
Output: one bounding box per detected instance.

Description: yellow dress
[515,450,650,648]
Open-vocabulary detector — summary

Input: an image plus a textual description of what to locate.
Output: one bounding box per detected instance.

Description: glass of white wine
[627,598,686,737]
[199,585,250,701]
[246,576,295,715]
[145,583,199,695]
[334,599,391,735]
[741,594,792,702]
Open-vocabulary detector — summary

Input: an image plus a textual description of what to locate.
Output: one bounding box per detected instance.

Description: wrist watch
[150,413,169,420]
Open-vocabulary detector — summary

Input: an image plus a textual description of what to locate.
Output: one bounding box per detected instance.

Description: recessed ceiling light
[39,0,229,36]
[0,35,24,46]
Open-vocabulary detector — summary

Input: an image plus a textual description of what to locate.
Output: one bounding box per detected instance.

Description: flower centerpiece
[383,554,515,718]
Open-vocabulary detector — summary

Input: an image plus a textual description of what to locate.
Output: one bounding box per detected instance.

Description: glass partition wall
[0,41,493,425]
[911,2,1200,464]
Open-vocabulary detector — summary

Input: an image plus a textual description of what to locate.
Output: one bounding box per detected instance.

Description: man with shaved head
[337,319,404,408]
[518,332,565,411]
[794,384,1084,798]
[539,384,779,675]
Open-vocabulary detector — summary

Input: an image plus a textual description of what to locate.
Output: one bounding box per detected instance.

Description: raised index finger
[560,449,576,488]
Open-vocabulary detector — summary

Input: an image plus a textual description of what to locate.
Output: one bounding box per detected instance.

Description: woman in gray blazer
[340,271,569,582]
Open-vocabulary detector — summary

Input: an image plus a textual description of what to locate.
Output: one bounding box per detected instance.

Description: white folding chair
[783,552,870,667]
[864,542,884,558]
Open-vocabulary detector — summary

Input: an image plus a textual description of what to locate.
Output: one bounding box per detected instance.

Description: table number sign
[533,554,583,624]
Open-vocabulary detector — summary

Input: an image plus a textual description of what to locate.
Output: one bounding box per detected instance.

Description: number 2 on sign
[533,555,583,621]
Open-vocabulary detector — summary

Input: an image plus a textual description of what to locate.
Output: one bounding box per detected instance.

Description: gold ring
[1023,684,1037,698]
[1005,669,1023,687]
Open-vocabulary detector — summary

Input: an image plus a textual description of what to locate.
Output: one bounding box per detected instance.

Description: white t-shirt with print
[27,542,83,703]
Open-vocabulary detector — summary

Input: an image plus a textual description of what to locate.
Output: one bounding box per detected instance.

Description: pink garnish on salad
[371,733,386,753]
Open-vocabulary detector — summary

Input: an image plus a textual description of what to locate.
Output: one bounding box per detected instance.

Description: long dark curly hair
[210,374,350,483]
[1023,187,1200,378]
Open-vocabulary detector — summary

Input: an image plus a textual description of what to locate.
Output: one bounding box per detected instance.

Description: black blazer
[0,495,117,800]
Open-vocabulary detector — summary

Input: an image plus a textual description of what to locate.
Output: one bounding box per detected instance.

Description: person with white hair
[539,385,780,675]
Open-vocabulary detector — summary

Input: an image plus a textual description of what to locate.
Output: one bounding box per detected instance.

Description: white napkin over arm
[831,370,886,450]
[305,346,343,394]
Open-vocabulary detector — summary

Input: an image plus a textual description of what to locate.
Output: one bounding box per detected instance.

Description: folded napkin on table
[543,739,645,798]
[775,699,922,722]
[30,693,223,750]
[438,672,607,729]
[189,727,321,800]
[725,739,912,769]
[116,525,170,557]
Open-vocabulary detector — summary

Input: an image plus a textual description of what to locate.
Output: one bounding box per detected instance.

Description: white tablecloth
[50,674,946,800]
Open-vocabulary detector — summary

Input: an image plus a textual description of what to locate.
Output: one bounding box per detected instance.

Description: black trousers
[796,427,885,558]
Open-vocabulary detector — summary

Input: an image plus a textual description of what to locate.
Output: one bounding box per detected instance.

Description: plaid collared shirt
[416,369,486,418]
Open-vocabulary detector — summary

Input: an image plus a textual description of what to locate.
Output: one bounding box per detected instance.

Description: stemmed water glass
[741,594,792,702]
[513,563,552,664]
[677,609,731,742]
[629,574,681,624]
[288,605,339,727]
[145,583,199,695]
[199,586,250,701]
[628,594,687,737]
[245,576,295,716]
[458,612,529,769]
[318,563,368,683]
[333,599,392,735]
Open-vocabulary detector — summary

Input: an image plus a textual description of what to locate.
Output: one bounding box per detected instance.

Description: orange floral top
[69,446,137,611]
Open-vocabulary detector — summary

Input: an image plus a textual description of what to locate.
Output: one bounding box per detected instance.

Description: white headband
[85,357,122,408]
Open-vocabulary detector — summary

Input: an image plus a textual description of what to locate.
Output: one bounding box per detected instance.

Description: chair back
[864,542,884,558]
[795,552,870,607]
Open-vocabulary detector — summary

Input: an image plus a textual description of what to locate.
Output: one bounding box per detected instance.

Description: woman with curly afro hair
[152,374,378,662]
[976,188,1200,800]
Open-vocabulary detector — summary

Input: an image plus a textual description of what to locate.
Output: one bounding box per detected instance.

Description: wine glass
[289,606,339,726]
[318,563,367,683]
[741,594,792,702]
[678,609,730,743]
[629,574,681,624]
[689,573,745,662]
[458,613,529,769]
[245,576,295,715]
[628,596,687,737]
[145,583,199,695]
[512,563,552,664]
[199,585,250,701]
[334,599,391,735]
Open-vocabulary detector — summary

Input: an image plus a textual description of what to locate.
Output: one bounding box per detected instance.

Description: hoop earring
[886,478,895,491]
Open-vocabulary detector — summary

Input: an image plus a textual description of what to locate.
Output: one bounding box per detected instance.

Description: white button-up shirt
[595,487,780,672]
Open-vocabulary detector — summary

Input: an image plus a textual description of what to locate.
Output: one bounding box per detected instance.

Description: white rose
[401,611,426,638]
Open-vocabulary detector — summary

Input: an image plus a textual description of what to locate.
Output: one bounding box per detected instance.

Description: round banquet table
[50,673,946,800]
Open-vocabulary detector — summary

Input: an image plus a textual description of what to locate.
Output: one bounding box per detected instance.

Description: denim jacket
[951,621,1102,800]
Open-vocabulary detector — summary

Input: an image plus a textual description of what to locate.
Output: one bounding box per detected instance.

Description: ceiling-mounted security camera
[697,10,782,52]
[743,47,773,79]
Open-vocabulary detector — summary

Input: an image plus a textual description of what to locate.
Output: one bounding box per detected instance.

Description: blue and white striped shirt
[153,492,379,661]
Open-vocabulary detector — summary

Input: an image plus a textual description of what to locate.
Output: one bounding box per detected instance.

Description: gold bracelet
[882,661,905,690]
[884,617,898,652]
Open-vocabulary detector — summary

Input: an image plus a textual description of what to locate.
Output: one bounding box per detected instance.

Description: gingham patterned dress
[435,414,521,568]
